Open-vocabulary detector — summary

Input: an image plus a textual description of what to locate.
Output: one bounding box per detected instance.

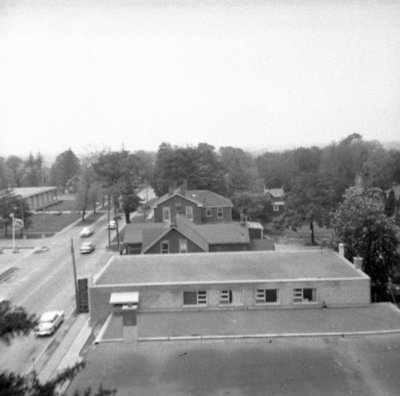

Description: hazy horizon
[1,0,400,158]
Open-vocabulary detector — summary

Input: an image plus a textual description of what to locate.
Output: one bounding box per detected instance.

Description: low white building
[12,187,58,211]
[89,249,370,330]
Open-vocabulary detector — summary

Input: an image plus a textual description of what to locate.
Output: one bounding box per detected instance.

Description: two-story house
[123,185,274,254]
[152,185,233,224]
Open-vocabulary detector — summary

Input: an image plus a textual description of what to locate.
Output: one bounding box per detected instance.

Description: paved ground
[68,332,400,396]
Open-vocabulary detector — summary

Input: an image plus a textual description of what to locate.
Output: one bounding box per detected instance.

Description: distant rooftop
[12,186,57,198]
[94,250,367,287]
[153,188,233,208]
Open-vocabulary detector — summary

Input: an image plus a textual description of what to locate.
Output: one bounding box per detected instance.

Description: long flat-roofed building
[89,249,370,330]
[12,186,58,211]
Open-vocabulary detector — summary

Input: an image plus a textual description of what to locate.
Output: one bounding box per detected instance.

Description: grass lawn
[36,198,77,212]
[23,212,81,237]
[1,210,105,239]
[265,223,334,247]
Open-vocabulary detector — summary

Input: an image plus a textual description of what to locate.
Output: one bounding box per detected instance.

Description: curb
[137,328,400,342]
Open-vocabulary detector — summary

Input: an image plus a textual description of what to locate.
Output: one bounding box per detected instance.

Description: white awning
[110,292,139,305]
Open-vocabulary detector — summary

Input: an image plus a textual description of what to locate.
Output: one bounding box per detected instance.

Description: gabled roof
[195,222,250,245]
[123,215,250,253]
[12,186,57,198]
[141,217,209,254]
[153,189,233,208]
[264,187,285,199]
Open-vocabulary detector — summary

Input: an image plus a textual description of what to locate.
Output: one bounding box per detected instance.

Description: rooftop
[153,189,233,208]
[12,186,57,198]
[94,249,367,286]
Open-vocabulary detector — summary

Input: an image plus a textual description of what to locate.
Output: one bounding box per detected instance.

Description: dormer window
[161,240,169,254]
[162,207,171,222]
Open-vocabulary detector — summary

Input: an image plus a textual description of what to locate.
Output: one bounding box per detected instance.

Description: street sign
[13,218,24,230]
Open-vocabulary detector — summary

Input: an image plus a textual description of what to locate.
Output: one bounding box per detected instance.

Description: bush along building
[89,249,370,342]
[123,185,274,254]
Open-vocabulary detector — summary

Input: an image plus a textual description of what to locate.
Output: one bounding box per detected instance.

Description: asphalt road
[0,211,119,374]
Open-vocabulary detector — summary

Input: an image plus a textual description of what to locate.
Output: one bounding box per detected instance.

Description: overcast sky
[1,0,400,158]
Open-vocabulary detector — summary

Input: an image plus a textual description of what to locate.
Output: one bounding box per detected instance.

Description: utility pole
[107,193,111,249]
[70,238,79,314]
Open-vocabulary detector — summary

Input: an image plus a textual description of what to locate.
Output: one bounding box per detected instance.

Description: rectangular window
[160,240,169,254]
[217,207,224,218]
[183,291,207,306]
[179,239,188,253]
[185,206,193,221]
[273,205,279,212]
[256,289,278,304]
[219,290,233,304]
[293,288,316,303]
[162,207,170,222]
[206,208,212,217]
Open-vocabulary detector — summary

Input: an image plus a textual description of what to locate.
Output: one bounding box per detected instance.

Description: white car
[80,241,95,254]
[80,225,94,237]
[34,310,65,336]
[107,220,117,230]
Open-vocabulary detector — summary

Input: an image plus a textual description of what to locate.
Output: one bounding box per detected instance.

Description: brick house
[123,214,274,254]
[152,185,233,224]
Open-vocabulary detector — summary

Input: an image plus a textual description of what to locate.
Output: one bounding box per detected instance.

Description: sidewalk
[38,314,92,383]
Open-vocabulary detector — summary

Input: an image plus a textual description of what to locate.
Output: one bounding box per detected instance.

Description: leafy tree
[94,151,142,223]
[385,189,397,217]
[332,187,399,299]
[50,149,80,190]
[285,172,335,245]
[22,153,44,187]
[219,146,259,195]
[0,301,117,395]
[231,192,272,222]
[0,157,9,189]
[152,143,229,197]
[0,300,37,344]
[0,189,33,236]
[6,156,24,187]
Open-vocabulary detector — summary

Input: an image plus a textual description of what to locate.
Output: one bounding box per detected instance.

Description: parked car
[80,241,95,254]
[107,220,117,230]
[80,225,94,237]
[34,310,64,336]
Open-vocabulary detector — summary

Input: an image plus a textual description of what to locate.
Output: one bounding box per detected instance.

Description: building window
[185,206,193,221]
[160,240,169,254]
[206,208,212,217]
[273,205,280,212]
[183,291,207,306]
[179,239,188,253]
[219,290,233,304]
[217,208,224,218]
[175,202,183,214]
[293,288,316,303]
[256,289,278,304]
[162,207,170,222]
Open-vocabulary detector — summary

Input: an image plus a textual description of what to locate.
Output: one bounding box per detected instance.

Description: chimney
[240,213,247,226]
[338,243,345,256]
[180,182,187,196]
[168,187,173,196]
[353,256,363,270]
